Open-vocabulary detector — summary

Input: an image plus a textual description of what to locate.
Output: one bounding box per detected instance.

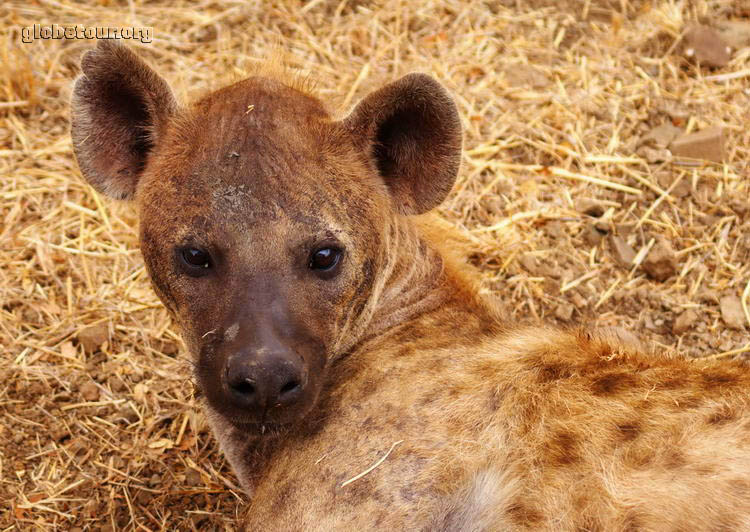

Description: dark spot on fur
[545,430,579,466]
[693,464,716,476]
[400,486,418,503]
[272,481,295,508]
[674,394,703,409]
[663,447,687,469]
[701,371,737,390]
[537,362,574,383]
[615,421,641,442]
[338,471,377,503]
[706,405,738,425]
[419,388,442,407]
[360,416,376,431]
[591,372,636,396]
[358,378,379,399]
[507,501,543,525]
[487,387,503,411]
[661,374,687,389]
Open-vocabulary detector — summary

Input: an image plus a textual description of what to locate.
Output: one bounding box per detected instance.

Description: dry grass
[1,0,749,529]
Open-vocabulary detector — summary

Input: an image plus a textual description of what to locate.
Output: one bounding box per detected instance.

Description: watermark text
[21,24,152,44]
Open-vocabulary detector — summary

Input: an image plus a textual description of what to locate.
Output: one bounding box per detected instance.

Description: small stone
[117,405,139,425]
[555,303,574,322]
[576,199,606,217]
[84,498,98,517]
[672,180,691,199]
[53,427,71,442]
[697,288,719,304]
[77,322,109,353]
[682,25,731,68]
[715,20,750,50]
[519,253,539,275]
[582,224,606,246]
[670,127,724,163]
[640,123,683,148]
[185,470,202,486]
[79,381,100,402]
[504,64,549,88]
[672,309,698,335]
[636,145,669,163]
[148,473,161,487]
[609,235,636,268]
[720,295,746,330]
[642,239,677,281]
[544,221,565,239]
[159,340,178,356]
[571,292,587,308]
[109,375,127,393]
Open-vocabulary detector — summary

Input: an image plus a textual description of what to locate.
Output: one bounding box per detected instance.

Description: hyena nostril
[231,378,256,397]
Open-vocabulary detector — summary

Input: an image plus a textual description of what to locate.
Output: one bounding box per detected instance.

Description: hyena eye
[308,247,342,277]
[180,247,213,274]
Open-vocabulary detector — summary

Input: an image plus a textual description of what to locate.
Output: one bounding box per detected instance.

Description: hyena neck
[353,215,500,350]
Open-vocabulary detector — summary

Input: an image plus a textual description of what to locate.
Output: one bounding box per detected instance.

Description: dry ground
[1,0,749,530]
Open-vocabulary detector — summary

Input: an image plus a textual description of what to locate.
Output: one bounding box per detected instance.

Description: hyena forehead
[142,79,372,230]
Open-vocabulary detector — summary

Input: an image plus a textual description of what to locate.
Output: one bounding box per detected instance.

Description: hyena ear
[70,40,177,200]
[342,73,462,215]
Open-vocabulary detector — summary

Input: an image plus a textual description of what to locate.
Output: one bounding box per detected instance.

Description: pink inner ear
[71,41,176,200]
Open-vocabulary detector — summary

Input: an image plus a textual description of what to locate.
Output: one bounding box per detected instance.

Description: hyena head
[70,40,461,432]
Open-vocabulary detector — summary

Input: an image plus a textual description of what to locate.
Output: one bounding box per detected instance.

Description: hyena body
[71,41,750,530]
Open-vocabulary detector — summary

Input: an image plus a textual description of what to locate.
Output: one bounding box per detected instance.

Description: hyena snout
[224,349,307,414]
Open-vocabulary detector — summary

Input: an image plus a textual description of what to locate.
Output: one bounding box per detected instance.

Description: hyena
[71,41,750,530]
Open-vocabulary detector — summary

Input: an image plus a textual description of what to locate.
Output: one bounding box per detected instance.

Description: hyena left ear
[342,73,462,215]
[70,40,177,200]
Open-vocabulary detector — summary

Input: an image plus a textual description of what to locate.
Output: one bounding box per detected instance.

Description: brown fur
[70,41,750,531]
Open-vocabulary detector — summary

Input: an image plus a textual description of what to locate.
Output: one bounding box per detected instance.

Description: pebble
[609,235,636,268]
[640,123,683,148]
[504,64,550,88]
[642,239,677,281]
[519,253,539,275]
[79,381,100,402]
[720,295,746,330]
[582,224,605,246]
[682,25,731,68]
[638,147,672,164]
[185,469,203,486]
[670,127,724,163]
[571,292,587,309]
[715,20,750,50]
[555,303,574,322]
[159,340,179,356]
[672,309,698,335]
[576,199,606,217]
[77,322,109,353]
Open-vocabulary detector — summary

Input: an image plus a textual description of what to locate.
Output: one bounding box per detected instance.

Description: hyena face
[71,41,461,432]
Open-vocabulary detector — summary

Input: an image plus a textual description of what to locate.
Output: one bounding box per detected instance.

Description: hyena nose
[225,351,305,412]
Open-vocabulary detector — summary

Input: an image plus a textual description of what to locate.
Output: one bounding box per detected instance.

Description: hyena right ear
[71,40,177,200]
